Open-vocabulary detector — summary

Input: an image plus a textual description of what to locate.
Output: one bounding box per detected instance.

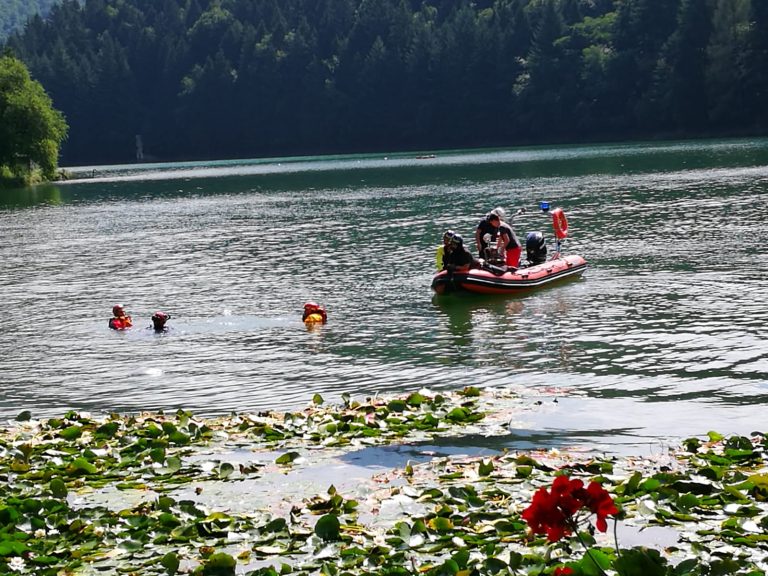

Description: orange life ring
[551,207,568,239]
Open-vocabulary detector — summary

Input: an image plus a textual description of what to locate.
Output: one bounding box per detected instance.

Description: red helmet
[304,301,320,311]
[152,311,169,322]
[112,304,125,316]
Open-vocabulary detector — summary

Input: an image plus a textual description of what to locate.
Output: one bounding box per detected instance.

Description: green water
[1,138,766,454]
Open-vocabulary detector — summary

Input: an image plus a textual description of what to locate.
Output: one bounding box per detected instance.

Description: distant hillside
[0,0,59,43]
[4,0,768,166]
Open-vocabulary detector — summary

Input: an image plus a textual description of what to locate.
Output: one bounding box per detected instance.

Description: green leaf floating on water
[315,514,341,541]
[217,462,235,479]
[50,477,68,498]
[59,425,83,440]
[2,390,767,576]
[275,451,300,465]
[66,457,98,475]
[199,552,236,575]
[161,551,180,574]
[15,410,31,422]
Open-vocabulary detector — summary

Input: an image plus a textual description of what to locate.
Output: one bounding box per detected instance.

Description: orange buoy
[551,208,569,239]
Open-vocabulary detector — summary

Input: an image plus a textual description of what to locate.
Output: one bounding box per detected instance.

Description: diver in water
[108,304,133,330]
[303,302,327,324]
[149,311,171,333]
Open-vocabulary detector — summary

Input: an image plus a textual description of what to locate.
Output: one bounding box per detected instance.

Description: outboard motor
[525,232,547,265]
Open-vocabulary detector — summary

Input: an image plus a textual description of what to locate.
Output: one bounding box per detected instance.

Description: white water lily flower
[7,557,25,572]
[34,529,46,538]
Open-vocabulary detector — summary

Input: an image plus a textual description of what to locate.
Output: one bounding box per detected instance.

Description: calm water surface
[1,139,767,454]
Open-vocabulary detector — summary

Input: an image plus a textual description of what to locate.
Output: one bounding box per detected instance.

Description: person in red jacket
[108,304,133,330]
[302,302,327,324]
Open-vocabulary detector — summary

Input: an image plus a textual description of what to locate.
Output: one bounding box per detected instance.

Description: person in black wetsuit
[149,311,171,333]
[443,234,478,273]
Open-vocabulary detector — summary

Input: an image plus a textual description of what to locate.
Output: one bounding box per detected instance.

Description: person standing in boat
[108,304,132,330]
[443,233,478,273]
[497,217,522,268]
[475,211,501,261]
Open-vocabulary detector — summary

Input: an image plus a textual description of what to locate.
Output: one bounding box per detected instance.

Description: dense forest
[3,0,768,166]
[0,0,59,43]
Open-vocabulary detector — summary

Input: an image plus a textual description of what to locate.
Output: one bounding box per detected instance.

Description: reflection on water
[1,138,768,455]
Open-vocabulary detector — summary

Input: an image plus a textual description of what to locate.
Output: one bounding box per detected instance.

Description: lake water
[1,139,767,455]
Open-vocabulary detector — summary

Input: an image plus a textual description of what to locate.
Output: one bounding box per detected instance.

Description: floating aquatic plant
[0,392,766,575]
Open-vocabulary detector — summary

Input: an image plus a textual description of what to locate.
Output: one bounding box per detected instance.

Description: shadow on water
[0,184,65,208]
[335,425,646,473]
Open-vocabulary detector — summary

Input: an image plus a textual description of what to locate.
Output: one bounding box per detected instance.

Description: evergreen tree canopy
[1,0,766,166]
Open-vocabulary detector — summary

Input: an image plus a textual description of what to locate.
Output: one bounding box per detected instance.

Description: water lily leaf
[387,399,407,413]
[144,423,163,438]
[150,447,167,463]
[66,458,98,475]
[161,551,180,574]
[0,540,27,556]
[118,539,143,551]
[217,462,235,479]
[484,557,508,574]
[672,558,700,575]
[613,547,666,576]
[263,518,287,533]
[676,493,700,511]
[428,517,454,532]
[253,544,289,556]
[202,552,237,575]
[50,477,68,499]
[275,452,300,465]
[312,394,324,405]
[478,459,494,476]
[169,431,190,445]
[315,514,341,541]
[406,392,427,406]
[516,466,532,478]
[59,425,82,440]
[445,407,468,422]
[745,474,768,500]
[95,421,119,438]
[452,548,470,567]
[15,410,32,422]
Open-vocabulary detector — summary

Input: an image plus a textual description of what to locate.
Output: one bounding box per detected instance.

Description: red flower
[554,567,574,576]
[583,481,619,532]
[521,475,618,542]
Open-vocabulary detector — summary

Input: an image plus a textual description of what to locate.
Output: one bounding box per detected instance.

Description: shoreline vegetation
[2,388,766,575]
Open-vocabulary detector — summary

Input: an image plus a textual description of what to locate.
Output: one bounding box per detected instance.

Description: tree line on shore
[2,0,768,167]
[0,0,57,44]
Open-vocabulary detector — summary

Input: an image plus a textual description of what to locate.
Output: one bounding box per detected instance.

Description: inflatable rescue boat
[431,254,587,294]
[431,204,587,295]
